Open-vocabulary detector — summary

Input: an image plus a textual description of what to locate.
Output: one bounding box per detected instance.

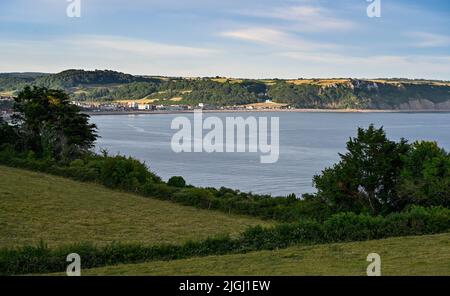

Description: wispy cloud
[221,27,337,50]
[69,35,218,57]
[237,4,356,32]
[408,32,450,48]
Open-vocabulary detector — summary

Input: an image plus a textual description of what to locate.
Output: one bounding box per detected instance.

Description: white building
[138,104,151,110]
[128,101,138,109]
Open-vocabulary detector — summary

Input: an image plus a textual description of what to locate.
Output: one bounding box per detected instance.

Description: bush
[69,159,84,167]
[397,141,450,209]
[94,155,160,191]
[168,176,186,188]
[140,182,176,199]
[323,212,385,242]
[173,188,216,208]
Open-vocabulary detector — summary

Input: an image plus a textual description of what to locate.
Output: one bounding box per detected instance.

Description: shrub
[140,182,176,199]
[168,176,186,188]
[173,188,215,208]
[69,159,84,167]
[397,141,450,209]
[96,155,160,191]
[323,212,384,242]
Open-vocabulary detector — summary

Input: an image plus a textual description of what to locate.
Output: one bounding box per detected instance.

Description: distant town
[1,95,293,119]
[72,99,292,114]
[0,96,13,119]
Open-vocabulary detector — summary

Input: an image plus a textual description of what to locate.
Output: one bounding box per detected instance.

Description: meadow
[0,165,272,248]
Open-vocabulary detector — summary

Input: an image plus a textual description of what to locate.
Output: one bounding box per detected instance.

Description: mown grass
[79,233,450,276]
[0,166,272,248]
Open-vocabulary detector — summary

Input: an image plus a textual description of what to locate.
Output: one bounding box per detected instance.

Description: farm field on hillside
[0,166,272,248]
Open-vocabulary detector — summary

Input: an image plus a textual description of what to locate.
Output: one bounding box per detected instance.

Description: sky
[0,0,449,79]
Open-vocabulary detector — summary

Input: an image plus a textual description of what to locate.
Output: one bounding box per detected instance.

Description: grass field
[286,79,351,86]
[79,233,450,276]
[244,101,289,109]
[368,79,450,86]
[0,166,272,248]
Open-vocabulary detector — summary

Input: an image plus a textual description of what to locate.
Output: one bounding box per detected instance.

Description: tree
[313,125,410,215]
[13,86,97,160]
[168,176,186,188]
[0,117,18,147]
[397,141,450,208]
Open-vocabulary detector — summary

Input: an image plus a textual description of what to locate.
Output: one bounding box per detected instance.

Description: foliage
[313,125,410,215]
[180,80,262,105]
[34,69,153,89]
[0,149,161,191]
[267,80,450,109]
[0,118,18,148]
[0,72,43,92]
[312,126,450,216]
[168,176,186,188]
[12,86,98,160]
[93,154,161,191]
[397,141,450,208]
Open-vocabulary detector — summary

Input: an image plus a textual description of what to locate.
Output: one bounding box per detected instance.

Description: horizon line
[1,69,450,82]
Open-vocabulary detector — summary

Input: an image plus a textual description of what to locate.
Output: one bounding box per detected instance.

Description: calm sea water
[91,112,450,197]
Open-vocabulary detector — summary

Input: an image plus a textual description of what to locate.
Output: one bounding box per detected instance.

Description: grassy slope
[0,166,272,248]
[81,233,450,276]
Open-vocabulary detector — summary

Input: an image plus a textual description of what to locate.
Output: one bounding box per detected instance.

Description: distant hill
[1,69,449,110]
[0,72,47,93]
[0,72,48,79]
[34,69,157,88]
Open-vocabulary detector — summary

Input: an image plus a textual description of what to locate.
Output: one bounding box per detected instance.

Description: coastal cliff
[1,70,450,111]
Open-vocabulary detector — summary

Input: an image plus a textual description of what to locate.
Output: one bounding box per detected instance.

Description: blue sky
[0,0,449,79]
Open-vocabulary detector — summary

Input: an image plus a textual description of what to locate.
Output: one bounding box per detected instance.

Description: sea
[91,112,450,197]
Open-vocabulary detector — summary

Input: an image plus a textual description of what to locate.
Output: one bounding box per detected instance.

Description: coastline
[85,108,450,116]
